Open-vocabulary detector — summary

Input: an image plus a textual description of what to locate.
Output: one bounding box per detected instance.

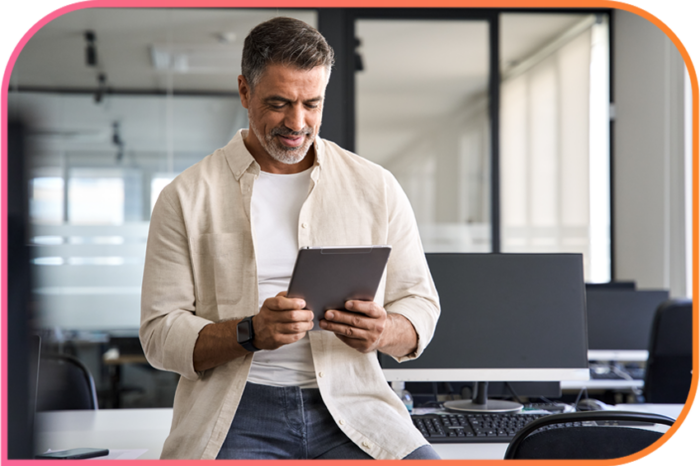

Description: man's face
[239,64,327,169]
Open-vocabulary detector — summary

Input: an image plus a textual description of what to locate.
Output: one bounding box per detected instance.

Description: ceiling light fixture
[84,30,97,67]
[214,32,236,44]
[112,121,124,162]
[94,72,108,104]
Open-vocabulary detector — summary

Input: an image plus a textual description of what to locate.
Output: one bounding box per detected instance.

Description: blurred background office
[6,6,691,416]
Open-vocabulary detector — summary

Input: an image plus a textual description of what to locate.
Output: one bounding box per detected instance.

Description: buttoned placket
[298,162,320,248]
[239,166,259,315]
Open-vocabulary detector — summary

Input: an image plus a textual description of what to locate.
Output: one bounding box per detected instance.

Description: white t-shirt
[247,168,318,388]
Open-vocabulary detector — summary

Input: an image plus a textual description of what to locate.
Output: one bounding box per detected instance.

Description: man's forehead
[248,65,328,103]
[256,64,328,87]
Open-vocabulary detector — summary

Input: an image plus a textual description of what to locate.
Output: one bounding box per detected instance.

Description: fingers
[266,294,306,312]
[253,296,314,350]
[323,301,384,328]
[320,314,384,339]
[263,296,313,326]
[345,300,385,318]
[319,302,387,348]
[253,316,314,350]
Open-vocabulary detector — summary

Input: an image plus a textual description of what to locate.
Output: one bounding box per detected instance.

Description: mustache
[270,126,313,138]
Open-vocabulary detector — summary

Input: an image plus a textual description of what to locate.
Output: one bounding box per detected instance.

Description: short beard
[249,116,315,165]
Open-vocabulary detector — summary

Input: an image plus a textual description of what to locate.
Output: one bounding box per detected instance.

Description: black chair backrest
[36,353,98,411]
[504,411,675,460]
[644,299,693,403]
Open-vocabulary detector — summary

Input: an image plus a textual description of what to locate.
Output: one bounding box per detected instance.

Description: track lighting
[85,30,97,67]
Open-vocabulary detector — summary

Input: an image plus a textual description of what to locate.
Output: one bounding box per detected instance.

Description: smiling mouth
[277,134,305,147]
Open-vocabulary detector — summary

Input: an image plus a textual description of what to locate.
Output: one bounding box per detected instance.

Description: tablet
[36,448,109,459]
[287,246,391,329]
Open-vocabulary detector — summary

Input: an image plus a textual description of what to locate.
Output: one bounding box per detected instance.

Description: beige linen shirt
[140,129,440,459]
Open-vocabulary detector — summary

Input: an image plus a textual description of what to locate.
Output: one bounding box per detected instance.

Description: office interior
[5,6,694,459]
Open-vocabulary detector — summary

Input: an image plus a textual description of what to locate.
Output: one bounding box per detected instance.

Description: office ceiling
[11,9,589,94]
[11,8,316,93]
[9,9,591,164]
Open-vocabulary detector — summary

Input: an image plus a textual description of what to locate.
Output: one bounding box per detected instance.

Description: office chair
[643,299,693,403]
[504,411,675,460]
[36,353,98,411]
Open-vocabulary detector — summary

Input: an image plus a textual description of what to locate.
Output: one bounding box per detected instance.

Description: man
[140,17,440,460]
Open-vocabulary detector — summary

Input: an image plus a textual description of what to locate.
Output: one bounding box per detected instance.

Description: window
[68,170,125,225]
[151,174,176,212]
[30,176,64,224]
[355,18,491,252]
[500,14,611,282]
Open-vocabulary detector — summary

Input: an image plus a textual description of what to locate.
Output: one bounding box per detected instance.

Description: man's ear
[238,75,251,109]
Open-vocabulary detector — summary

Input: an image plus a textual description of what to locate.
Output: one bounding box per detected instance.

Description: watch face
[237,319,252,343]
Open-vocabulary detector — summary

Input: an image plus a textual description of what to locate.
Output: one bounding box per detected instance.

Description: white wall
[613,10,689,297]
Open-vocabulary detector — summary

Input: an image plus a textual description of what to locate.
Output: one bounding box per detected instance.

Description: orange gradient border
[1,1,697,466]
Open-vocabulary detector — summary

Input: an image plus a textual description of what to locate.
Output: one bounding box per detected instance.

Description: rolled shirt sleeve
[139,188,212,381]
[382,170,440,362]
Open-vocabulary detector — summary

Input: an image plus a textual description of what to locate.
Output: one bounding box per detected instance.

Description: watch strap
[238,316,260,352]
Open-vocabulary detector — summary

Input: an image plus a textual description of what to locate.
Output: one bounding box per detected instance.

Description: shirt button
[318,371,325,378]
[338,419,345,426]
[361,440,371,449]
[301,222,308,229]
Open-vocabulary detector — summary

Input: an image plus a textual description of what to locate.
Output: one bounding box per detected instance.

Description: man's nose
[284,105,305,133]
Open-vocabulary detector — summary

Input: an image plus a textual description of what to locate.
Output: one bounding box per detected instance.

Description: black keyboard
[411,412,550,443]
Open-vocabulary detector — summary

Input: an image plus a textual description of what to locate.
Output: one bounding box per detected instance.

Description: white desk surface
[35,404,684,460]
[561,379,645,390]
[36,409,173,460]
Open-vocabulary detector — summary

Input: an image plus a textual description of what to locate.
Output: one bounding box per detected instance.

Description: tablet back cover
[287,246,391,328]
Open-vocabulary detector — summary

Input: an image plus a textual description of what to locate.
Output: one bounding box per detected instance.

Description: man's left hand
[319,300,390,353]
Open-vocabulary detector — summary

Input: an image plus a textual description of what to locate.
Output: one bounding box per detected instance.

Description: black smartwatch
[236,316,260,352]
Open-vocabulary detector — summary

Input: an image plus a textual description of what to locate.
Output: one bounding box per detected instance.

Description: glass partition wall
[355,11,611,280]
[10,9,317,332]
[8,8,318,409]
[12,8,613,335]
[500,13,611,282]
[356,19,491,252]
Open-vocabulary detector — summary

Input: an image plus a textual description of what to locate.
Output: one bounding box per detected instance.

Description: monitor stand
[443,382,522,413]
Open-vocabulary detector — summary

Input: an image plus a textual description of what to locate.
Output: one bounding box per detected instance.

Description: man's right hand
[193,292,313,372]
[252,292,314,350]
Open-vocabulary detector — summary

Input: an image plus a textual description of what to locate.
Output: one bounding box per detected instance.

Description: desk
[35,405,683,460]
[35,409,172,459]
[561,379,644,391]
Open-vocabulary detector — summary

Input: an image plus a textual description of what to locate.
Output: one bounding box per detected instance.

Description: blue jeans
[216,382,441,459]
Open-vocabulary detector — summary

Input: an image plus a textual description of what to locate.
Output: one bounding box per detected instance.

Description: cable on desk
[573,386,588,411]
[505,382,525,404]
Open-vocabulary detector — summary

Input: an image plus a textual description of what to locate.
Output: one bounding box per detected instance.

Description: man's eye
[269,102,285,109]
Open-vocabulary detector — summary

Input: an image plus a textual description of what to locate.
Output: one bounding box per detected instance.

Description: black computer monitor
[380,253,590,412]
[585,288,669,361]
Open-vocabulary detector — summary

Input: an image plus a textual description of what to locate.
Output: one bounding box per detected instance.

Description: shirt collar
[223,129,259,181]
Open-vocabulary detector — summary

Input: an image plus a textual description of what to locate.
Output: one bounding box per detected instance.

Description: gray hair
[241,17,335,90]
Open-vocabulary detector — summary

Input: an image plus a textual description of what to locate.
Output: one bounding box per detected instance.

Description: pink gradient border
[2,1,697,465]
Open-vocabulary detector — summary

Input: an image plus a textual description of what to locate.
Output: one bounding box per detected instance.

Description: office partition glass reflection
[355,19,491,253]
[500,14,611,282]
[10,8,317,332]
